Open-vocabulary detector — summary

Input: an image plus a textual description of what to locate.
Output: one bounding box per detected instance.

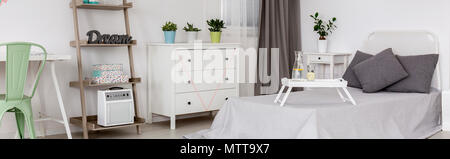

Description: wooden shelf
[70,40,137,48]
[70,116,145,131]
[70,0,133,10]
[70,78,141,88]
[71,0,141,139]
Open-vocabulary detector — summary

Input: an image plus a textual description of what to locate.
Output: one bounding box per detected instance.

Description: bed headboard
[360,31,441,90]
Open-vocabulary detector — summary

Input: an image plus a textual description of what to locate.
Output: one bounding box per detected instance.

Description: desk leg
[343,56,349,77]
[322,65,326,79]
[330,56,335,79]
[38,112,47,138]
[344,56,349,69]
[32,62,47,138]
[280,87,293,107]
[170,115,176,130]
[50,62,73,139]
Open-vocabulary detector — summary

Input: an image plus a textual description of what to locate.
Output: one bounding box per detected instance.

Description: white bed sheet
[186,87,442,139]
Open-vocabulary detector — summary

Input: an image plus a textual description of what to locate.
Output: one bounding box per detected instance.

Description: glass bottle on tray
[292,52,305,80]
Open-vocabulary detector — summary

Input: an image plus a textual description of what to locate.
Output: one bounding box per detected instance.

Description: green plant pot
[210,32,222,43]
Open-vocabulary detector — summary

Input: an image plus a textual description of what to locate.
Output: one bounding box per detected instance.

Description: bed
[186,31,443,139]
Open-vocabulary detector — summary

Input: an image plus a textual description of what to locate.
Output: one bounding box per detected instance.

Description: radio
[97,88,135,127]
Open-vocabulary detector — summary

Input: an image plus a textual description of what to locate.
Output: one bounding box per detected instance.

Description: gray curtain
[255,0,302,95]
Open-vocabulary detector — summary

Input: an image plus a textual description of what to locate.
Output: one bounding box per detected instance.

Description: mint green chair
[0,42,47,139]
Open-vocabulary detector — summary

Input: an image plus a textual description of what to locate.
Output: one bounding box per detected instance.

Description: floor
[46,116,450,139]
[45,116,214,139]
[429,131,450,139]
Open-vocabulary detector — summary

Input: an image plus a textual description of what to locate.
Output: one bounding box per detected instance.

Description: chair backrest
[0,42,47,101]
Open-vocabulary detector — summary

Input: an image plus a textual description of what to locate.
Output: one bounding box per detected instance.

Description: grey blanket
[186,88,441,139]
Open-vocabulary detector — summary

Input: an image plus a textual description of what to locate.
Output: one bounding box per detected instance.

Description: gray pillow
[352,48,409,93]
[385,54,439,93]
[342,51,373,88]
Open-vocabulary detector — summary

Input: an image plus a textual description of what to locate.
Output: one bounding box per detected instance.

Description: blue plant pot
[164,31,176,44]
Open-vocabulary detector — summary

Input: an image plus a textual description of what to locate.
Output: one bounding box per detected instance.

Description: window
[221,0,260,28]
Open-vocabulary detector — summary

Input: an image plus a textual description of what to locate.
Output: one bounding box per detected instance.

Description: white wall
[3,0,448,138]
[0,0,221,138]
[301,0,450,89]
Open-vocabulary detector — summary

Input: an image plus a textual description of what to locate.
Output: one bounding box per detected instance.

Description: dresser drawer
[307,54,347,64]
[173,50,195,72]
[203,49,236,70]
[175,89,237,115]
[173,49,236,72]
[308,55,332,63]
[175,70,236,93]
[176,82,236,93]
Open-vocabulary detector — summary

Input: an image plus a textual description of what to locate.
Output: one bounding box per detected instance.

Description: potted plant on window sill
[207,19,226,43]
[310,12,337,53]
[183,23,201,43]
[162,21,178,44]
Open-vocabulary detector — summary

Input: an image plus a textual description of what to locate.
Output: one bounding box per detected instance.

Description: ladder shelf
[70,0,143,139]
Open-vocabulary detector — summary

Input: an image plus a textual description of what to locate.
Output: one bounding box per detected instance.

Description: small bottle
[292,52,305,80]
[307,65,316,81]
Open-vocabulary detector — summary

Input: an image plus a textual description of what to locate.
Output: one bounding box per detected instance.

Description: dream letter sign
[87,30,133,44]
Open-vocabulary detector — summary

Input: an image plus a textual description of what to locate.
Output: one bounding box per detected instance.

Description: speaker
[97,88,135,127]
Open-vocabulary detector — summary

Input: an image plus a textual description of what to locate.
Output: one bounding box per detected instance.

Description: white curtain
[221,0,260,96]
[222,0,259,49]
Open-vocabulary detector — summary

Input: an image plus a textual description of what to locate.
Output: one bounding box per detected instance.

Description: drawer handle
[225,77,229,81]
[225,97,229,101]
[318,57,322,60]
[225,58,229,61]
[187,80,191,84]
[188,59,192,62]
[187,101,192,105]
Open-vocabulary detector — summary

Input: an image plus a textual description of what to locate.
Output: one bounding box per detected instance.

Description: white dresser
[147,43,241,129]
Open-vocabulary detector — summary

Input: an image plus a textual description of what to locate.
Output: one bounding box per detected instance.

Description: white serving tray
[282,78,348,88]
[276,78,356,107]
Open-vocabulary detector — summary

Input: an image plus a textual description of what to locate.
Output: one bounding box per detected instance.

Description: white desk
[0,54,72,139]
[302,52,352,79]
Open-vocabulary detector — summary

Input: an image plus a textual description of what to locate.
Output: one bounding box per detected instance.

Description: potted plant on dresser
[162,21,178,44]
[207,19,226,43]
[183,23,201,43]
[310,12,337,53]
